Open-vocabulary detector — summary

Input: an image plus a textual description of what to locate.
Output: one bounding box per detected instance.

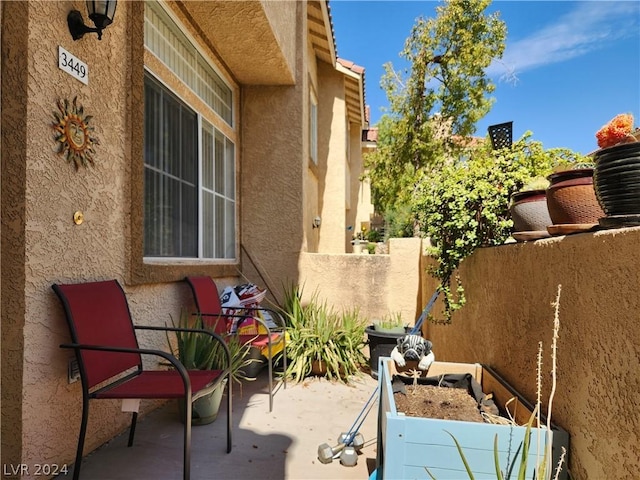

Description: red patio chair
[185,276,286,412]
[53,279,232,480]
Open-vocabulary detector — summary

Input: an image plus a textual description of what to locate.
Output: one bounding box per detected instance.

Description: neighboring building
[1,0,373,472]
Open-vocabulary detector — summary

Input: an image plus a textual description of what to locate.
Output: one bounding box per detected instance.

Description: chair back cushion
[53,280,141,389]
[185,276,227,334]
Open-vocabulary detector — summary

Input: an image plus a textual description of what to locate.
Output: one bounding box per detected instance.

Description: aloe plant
[167,310,257,385]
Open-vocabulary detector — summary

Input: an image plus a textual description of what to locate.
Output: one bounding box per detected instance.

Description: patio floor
[56,370,380,480]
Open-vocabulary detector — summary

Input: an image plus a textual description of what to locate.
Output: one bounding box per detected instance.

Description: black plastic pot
[594,142,640,226]
[365,325,412,379]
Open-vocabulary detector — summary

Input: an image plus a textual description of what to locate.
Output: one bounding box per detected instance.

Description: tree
[365,0,507,214]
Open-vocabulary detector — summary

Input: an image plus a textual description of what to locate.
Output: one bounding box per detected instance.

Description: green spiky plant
[167,310,257,385]
[373,312,406,331]
[281,283,368,383]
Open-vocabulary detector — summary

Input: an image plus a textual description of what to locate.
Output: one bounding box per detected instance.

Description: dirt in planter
[394,385,485,423]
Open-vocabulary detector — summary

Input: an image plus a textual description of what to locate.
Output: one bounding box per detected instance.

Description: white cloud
[488,2,640,81]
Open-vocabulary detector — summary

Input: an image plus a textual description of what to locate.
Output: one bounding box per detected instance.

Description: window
[144,76,198,257]
[144,2,236,260]
[144,1,233,125]
[310,92,318,164]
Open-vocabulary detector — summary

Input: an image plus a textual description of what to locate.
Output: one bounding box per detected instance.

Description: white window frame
[143,1,238,262]
[310,89,318,165]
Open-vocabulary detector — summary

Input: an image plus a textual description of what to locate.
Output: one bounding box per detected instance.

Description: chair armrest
[134,325,232,372]
[220,305,287,329]
[60,343,193,389]
[198,311,285,338]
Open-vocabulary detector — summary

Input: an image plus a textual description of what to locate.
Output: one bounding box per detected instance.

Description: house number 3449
[58,46,88,85]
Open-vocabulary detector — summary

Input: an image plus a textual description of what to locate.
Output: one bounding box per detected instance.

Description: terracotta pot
[546,168,604,224]
[594,141,640,227]
[311,360,345,377]
[509,189,551,232]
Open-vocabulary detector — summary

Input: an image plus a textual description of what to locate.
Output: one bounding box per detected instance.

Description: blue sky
[330,1,640,155]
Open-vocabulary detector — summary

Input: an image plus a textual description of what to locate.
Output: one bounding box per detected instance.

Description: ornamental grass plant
[281,283,368,383]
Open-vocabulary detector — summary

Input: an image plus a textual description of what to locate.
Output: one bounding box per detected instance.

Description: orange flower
[596,113,634,149]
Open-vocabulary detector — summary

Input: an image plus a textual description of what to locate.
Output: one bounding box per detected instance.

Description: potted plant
[509,176,552,240]
[169,311,256,425]
[545,159,603,234]
[593,113,640,228]
[281,285,368,382]
[365,313,412,379]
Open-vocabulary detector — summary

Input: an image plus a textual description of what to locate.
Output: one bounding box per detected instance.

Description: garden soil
[394,385,485,422]
[391,373,499,422]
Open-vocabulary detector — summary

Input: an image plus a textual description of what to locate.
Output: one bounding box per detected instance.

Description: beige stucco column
[240,2,307,301]
[316,60,348,254]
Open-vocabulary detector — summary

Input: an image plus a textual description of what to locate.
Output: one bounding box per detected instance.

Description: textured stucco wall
[422,227,640,479]
[0,1,174,475]
[1,0,28,472]
[177,1,296,85]
[348,121,375,249]
[240,1,306,302]
[316,60,347,254]
[303,36,319,253]
[298,238,423,322]
[0,2,233,476]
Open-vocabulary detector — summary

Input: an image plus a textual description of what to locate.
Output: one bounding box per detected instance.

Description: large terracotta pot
[546,168,604,225]
[594,141,640,227]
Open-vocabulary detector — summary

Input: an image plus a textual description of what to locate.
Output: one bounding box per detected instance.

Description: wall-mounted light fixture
[68,1,117,41]
[312,216,322,229]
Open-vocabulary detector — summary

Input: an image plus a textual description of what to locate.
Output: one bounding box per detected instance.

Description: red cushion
[95,370,223,399]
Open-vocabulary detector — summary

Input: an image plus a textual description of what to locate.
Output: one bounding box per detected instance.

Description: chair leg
[226,373,232,453]
[267,338,273,412]
[72,396,90,480]
[282,333,287,390]
[127,412,138,447]
[183,397,191,480]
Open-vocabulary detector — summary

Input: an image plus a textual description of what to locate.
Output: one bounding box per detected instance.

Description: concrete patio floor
[57,370,380,480]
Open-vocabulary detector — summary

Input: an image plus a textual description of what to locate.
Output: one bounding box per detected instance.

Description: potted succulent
[593,113,640,228]
[169,311,257,425]
[371,312,406,334]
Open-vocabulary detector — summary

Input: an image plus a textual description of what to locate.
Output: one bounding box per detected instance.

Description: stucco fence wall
[297,238,423,324]
[421,227,640,479]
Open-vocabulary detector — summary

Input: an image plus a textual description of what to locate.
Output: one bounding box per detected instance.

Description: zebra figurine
[390,335,435,371]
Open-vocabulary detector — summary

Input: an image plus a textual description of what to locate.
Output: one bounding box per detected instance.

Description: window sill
[128,258,239,285]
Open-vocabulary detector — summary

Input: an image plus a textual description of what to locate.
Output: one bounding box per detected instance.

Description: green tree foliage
[365,0,507,214]
[413,134,586,322]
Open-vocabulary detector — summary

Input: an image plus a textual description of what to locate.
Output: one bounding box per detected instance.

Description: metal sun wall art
[52,97,99,170]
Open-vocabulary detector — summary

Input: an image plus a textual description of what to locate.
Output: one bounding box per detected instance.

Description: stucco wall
[316,60,347,254]
[422,227,640,479]
[240,1,306,304]
[0,1,182,474]
[298,238,423,323]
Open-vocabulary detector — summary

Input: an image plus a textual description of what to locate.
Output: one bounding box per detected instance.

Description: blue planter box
[376,358,569,480]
